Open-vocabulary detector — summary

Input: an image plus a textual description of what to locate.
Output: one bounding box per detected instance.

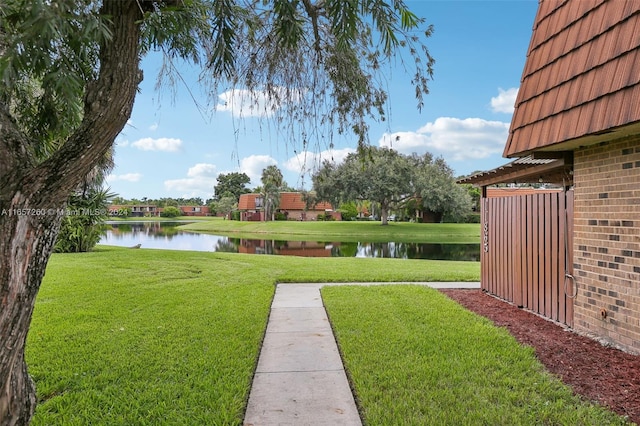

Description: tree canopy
[0,1,434,423]
[313,147,413,224]
[312,148,471,224]
[213,172,251,201]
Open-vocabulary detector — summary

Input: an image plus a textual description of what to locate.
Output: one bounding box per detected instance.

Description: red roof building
[237,192,340,221]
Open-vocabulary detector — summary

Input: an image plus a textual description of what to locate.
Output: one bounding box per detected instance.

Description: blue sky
[107,0,539,200]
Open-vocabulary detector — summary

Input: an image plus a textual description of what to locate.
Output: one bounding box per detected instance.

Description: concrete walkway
[243,282,480,426]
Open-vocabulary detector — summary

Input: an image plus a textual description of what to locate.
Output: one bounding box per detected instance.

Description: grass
[28,247,477,425]
[29,248,628,424]
[180,219,480,243]
[322,285,631,425]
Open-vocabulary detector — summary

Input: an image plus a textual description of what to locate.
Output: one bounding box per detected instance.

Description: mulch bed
[441,289,640,424]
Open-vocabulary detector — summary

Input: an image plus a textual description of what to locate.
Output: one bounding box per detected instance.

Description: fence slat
[566,191,574,327]
[543,194,552,318]
[558,191,567,324]
[549,193,562,321]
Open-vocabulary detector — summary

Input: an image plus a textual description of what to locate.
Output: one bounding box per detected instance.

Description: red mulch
[441,289,640,424]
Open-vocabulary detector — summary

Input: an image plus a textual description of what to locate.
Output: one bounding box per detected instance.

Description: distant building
[178,205,211,216]
[108,204,160,217]
[238,192,340,221]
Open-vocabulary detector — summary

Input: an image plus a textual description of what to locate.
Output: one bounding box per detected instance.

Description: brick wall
[573,136,640,353]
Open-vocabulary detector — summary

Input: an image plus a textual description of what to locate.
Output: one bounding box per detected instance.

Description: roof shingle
[505,0,640,157]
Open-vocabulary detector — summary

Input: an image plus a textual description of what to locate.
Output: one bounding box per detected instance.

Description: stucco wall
[573,136,640,353]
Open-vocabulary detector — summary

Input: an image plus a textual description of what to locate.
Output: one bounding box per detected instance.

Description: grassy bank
[180,219,480,243]
[29,247,477,424]
[322,285,630,425]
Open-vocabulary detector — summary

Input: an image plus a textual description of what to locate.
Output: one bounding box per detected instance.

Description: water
[99,221,480,261]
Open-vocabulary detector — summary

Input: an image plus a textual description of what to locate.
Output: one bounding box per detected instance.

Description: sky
[107,0,539,201]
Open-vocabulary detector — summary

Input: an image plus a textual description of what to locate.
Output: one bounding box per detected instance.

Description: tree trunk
[0,2,143,424]
[380,204,389,225]
[0,197,63,425]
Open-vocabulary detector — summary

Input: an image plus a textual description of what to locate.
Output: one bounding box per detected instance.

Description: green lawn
[29,247,477,425]
[180,219,480,243]
[27,247,628,424]
[322,285,630,425]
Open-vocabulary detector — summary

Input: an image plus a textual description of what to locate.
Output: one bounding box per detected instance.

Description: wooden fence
[481,190,574,327]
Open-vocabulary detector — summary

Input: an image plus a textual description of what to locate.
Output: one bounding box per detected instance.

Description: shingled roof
[504,0,640,157]
[237,192,334,211]
[279,192,334,211]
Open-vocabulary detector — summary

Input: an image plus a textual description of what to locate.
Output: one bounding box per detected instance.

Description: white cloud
[164,163,217,197]
[239,155,278,186]
[107,173,142,183]
[187,163,217,178]
[131,137,182,152]
[217,87,303,118]
[490,87,519,114]
[378,117,509,161]
[282,148,356,176]
[149,123,159,131]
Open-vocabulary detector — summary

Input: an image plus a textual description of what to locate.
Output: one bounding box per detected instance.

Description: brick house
[237,193,265,221]
[178,205,211,216]
[108,204,160,217]
[238,192,340,221]
[460,0,640,353]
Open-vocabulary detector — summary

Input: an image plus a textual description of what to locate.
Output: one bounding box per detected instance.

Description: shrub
[464,213,481,223]
[338,202,358,221]
[161,206,182,218]
[55,187,111,253]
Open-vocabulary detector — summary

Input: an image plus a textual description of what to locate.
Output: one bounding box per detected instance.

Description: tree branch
[32,0,143,202]
[0,105,36,200]
[301,0,323,59]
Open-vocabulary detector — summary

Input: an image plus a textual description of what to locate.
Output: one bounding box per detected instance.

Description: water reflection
[101,221,229,252]
[100,222,479,261]
[233,238,479,261]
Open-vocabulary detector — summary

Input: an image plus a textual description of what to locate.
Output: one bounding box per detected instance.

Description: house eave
[457,154,573,187]
[505,121,640,159]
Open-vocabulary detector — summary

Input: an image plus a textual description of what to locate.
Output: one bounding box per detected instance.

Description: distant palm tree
[261,165,284,221]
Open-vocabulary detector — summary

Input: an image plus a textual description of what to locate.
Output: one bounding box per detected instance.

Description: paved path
[243,282,480,426]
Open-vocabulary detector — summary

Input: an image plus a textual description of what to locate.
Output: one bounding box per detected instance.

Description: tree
[414,156,472,222]
[0,1,433,422]
[160,206,182,218]
[313,147,414,225]
[214,195,237,219]
[260,165,285,221]
[111,196,127,205]
[214,172,251,202]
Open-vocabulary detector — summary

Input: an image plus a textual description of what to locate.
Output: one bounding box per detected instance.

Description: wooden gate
[481,190,574,327]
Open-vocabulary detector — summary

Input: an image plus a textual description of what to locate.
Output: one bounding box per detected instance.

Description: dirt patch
[441,289,640,424]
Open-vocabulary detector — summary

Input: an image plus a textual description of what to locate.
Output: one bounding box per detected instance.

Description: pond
[99,221,480,261]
